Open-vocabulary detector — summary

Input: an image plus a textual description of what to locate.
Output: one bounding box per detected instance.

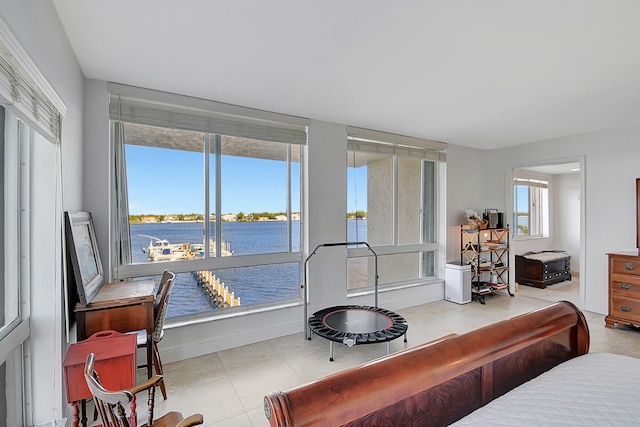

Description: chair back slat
[84,353,134,427]
[84,349,204,427]
[155,270,175,311]
[153,271,176,342]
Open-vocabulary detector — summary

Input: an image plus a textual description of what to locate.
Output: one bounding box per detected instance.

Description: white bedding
[450,353,640,426]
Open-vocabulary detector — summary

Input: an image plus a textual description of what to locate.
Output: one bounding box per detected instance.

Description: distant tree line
[129,212,297,223]
[130,211,367,223]
[347,210,367,220]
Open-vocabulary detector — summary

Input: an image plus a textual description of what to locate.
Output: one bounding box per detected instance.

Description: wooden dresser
[605,251,640,328]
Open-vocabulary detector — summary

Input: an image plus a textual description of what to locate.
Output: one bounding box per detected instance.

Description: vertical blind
[513,171,549,189]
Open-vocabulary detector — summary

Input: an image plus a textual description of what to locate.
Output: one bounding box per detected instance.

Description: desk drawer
[78,302,151,338]
[610,296,640,323]
[611,258,640,276]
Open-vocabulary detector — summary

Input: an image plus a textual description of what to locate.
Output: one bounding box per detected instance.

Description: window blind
[347,126,446,162]
[109,83,308,145]
[513,171,549,189]
[0,20,65,144]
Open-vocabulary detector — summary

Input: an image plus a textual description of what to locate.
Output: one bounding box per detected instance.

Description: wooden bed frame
[264,301,589,427]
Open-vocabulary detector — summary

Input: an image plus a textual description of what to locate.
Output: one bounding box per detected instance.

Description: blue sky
[347,166,367,213]
[514,185,528,213]
[126,145,367,215]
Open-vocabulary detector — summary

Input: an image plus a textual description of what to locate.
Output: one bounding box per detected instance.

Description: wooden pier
[195,270,241,308]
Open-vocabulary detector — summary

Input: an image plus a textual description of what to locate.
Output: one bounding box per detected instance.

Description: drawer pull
[624,264,635,271]
[619,283,632,290]
[620,306,633,313]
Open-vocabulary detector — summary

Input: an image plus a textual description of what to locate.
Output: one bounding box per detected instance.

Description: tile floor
[137,278,640,426]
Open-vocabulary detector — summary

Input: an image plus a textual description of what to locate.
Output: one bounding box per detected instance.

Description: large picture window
[346,129,445,290]
[110,84,307,320]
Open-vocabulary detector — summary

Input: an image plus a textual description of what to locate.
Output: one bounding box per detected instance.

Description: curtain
[112,122,132,271]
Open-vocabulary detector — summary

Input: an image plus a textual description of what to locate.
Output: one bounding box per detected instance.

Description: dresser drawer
[611,258,640,276]
[610,273,640,299]
[610,296,640,323]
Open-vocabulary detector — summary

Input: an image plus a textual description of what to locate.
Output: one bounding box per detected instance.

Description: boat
[140,235,233,262]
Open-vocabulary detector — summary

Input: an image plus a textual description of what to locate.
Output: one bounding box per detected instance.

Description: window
[346,128,445,290]
[0,108,28,427]
[0,24,65,425]
[110,84,307,320]
[513,172,549,237]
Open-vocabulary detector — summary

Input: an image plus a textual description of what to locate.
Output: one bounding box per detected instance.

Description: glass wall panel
[347,139,439,290]
[168,263,301,319]
[0,109,26,427]
[117,121,303,319]
[124,124,206,261]
[1,111,20,330]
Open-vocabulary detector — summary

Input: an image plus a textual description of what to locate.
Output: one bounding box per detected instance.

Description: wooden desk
[63,330,137,427]
[74,279,155,379]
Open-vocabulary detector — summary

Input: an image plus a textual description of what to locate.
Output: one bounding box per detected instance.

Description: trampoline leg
[386,341,390,355]
[404,331,408,343]
[329,341,334,362]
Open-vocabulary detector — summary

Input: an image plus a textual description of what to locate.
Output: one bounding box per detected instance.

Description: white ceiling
[52,1,640,150]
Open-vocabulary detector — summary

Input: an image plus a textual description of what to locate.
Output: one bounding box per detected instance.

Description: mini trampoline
[303,242,408,361]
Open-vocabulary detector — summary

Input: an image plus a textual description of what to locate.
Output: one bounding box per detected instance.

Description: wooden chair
[84,352,203,427]
[137,270,175,400]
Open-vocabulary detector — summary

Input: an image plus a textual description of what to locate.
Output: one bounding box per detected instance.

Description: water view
[130,220,367,318]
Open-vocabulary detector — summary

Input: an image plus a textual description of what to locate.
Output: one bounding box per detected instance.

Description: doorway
[509,158,585,308]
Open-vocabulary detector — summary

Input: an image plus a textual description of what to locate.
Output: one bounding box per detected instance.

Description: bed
[263,301,640,426]
[515,250,571,288]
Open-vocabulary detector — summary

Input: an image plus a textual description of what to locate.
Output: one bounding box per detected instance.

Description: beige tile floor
[127,278,640,426]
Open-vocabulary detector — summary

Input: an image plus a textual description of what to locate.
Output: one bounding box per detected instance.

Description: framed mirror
[64,211,104,305]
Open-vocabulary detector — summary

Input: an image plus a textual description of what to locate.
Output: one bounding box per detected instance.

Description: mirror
[64,211,104,305]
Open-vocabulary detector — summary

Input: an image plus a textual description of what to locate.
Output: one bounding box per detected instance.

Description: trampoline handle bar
[303,241,378,340]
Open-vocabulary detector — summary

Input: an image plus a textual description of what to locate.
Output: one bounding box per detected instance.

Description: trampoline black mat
[308,305,408,345]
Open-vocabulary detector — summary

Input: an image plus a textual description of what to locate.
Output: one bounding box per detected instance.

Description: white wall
[444,144,490,263]
[83,80,111,278]
[487,125,640,314]
[305,120,348,314]
[555,172,581,273]
[0,1,85,424]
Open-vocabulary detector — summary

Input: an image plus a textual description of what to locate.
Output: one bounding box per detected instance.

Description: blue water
[130,220,367,319]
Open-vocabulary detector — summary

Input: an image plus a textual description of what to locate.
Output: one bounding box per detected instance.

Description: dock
[194,270,241,308]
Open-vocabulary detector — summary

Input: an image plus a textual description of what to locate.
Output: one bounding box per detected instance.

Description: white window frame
[0,110,31,427]
[513,171,550,239]
[109,84,309,318]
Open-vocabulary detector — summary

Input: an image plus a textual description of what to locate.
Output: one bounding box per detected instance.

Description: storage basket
[467,218,488,229]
